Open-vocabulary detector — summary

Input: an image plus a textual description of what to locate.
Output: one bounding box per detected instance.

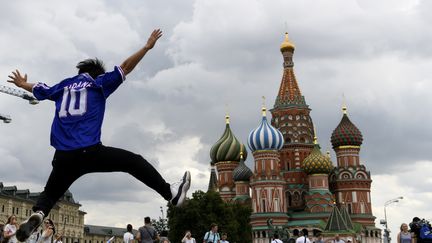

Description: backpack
[204,232,219,243]
[420,224,432,240]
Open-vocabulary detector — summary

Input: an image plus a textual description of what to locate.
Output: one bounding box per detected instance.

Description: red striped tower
[330,106,375,226]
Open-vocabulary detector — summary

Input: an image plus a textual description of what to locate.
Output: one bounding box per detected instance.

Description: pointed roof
[207,166,218,192]
[324,205,350,232]
[274,68,307,109]
[274,33,308,109]
[339,203,354,230]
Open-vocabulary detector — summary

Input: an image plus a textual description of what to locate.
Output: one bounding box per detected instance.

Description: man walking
[137,217,159,243]
[7,29,191,242]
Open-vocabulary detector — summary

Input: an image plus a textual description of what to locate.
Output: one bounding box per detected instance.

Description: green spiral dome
[210,119,248,163]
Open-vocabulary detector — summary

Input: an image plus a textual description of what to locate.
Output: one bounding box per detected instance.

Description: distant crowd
[3,214,430,243]
[0,215,229,243]
[1,215,63,243]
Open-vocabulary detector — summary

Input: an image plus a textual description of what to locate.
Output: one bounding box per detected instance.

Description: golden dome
[280,32,295,52]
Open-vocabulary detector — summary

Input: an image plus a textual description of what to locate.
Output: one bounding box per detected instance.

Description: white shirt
[26,231,40,243]
[296,236,311,243]
[4,224,17,243]
[221,240,229,243]
[183,238,196,243]
[334,240,345,243]
[272,240,283,243]
[123,232,134,243]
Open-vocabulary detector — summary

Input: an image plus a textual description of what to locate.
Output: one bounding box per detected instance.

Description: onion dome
[248,106,284,152]
[303,138,333,175]
[210,115,248,163]
[331,106,363,148]
[233,151,253,182]
[280,32,295,52]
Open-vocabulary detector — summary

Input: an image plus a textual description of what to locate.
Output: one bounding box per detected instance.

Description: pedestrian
[272,233,283,243]
[397,223,414,243]
[203,223,220,243]
[296,229,311,243]
[39,219,55,243]
[137,217,159,243]
[53,233,63,243]
[288,229,299,243]
[8,28,191,242]
[182,230,196,243]
[25,230,41,243]
[3,215,18,243]
[124,224,134,243]
[333,235,345,243]
[159,230,169,243]
[220,233,229,243]
[315,235,324,243]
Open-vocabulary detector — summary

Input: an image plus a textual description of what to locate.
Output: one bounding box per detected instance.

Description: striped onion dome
[233,151,253,182]
[331,106,363,148]
[210,115,248,163]
[248,106,284,152]
[302,138,333,175]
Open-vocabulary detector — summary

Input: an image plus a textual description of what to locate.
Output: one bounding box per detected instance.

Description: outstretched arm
[7,69,34,93]
[120,29,162,76]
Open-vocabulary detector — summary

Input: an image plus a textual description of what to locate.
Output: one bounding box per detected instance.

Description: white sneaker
[170,171,191,207]
[16,211,44,242]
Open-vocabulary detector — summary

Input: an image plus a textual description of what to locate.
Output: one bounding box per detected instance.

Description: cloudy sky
[1,0,431,240]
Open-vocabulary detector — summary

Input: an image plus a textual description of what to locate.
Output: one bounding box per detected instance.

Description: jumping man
[7,29,191,242]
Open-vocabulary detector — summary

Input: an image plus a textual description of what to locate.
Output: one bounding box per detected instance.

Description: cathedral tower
[210,115,248,201]
[270,33,315,210]
[330,106,375,226]
[249,105,288,243]
[302,136,334,213]
[232,150,253,203]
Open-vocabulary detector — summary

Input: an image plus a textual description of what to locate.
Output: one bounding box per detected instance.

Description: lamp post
[0,113,11,123]
[383,196,403,243]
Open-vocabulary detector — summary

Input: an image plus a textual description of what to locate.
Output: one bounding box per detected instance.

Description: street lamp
[382,196,403,243]
[0,113,11,123]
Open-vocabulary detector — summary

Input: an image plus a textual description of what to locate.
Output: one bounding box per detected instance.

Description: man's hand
[120,29,163,76]
[144,29,162,50]
[7,69,34,92]
[7,69,27,88]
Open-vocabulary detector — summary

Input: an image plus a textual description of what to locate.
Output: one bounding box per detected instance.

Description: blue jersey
[32,66,125,150]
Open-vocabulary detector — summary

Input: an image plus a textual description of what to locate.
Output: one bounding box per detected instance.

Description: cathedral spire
[274,32,307,109]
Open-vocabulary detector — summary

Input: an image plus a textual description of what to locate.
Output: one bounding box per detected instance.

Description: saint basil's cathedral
[208,33,382,243]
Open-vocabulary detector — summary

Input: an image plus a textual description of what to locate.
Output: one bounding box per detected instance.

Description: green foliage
[167,190,252,243]
[151,217,169,233]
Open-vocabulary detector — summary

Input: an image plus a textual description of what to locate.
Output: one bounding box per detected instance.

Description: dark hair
[302,229,308,236]
[274,233,279,239]
[127,224,133,232]
[44,219,56,233]
[144,217,151,224]
[6,215,16,224]
[76,58,105,79]
[210,223,217,229]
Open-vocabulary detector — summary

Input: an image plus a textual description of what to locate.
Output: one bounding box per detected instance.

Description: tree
[151,217,168,233]
[167,190,252,243]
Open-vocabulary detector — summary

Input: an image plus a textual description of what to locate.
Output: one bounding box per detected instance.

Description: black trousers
[33,143,172,216]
